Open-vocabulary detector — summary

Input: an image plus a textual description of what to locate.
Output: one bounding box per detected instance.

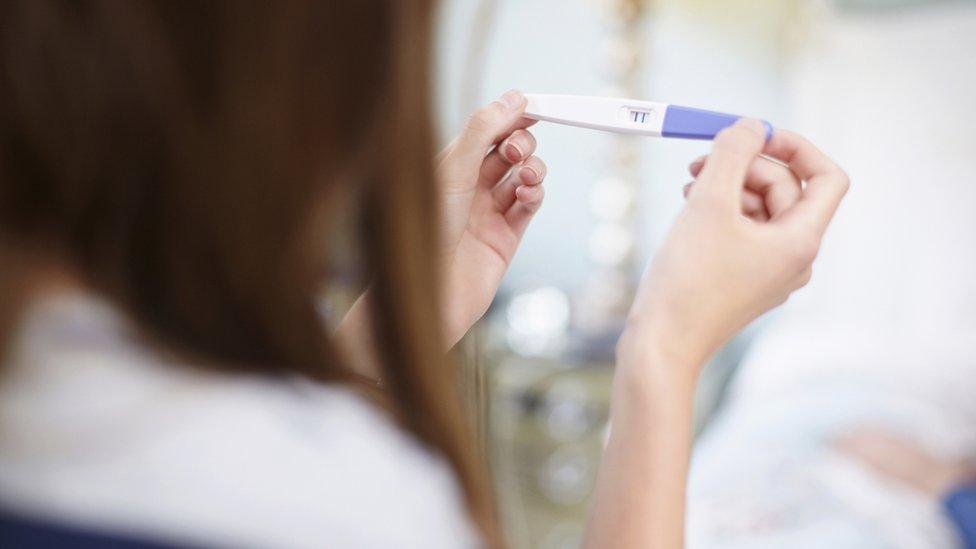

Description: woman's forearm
[584,345,700,549]
[581,122,848,548]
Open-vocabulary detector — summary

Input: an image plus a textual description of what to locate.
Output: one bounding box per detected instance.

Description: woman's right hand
[617,119,850,376]
[585,120,848,549]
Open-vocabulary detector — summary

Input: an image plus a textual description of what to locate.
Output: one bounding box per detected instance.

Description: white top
[0,293,481,548]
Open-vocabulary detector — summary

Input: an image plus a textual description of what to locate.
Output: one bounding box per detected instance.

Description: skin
[339,91,851,547]
[434,90,548,344]
[337,90,547,374]
[2,79,852,545]
[837,431,976,496]
[588,120,849,547]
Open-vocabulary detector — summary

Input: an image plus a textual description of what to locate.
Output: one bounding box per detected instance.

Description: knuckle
[713,127,760,156]
[775,127,796,139]
[797,268,813,288]
[788,233,820,266]
[466,102,503,132]
[713,126,741,144]
[835,169,851,194]
[465,112,489,134]
[689,190,728,211]
[737,118,767,136]
[773,292,790,308]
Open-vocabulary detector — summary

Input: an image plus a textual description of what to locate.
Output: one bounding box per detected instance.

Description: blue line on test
[662,105,774,141]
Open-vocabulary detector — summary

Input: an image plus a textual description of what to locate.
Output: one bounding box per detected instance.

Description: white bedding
[686,4,976,547]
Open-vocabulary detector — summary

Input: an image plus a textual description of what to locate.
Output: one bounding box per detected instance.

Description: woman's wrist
[616,314,708,377]
[589,333,700,549]
[613,327,702,417]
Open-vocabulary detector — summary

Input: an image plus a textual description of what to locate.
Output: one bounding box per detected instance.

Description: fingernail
[736,117,767,137]
[519,165,540,183]
[505,142,523,162]
[517,185,543,206]
[501,89,524,110]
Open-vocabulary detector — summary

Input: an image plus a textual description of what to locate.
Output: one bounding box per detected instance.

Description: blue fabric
[0,507,186,549]
[945,484,976,549]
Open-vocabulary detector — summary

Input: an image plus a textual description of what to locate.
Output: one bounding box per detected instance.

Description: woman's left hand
[336,91,544,375]
[435,90,547,345]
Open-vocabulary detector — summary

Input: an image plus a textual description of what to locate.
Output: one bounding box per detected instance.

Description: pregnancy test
[523,94,772,141]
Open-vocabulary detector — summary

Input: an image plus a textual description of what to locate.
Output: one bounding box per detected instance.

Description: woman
[0,1,848,547]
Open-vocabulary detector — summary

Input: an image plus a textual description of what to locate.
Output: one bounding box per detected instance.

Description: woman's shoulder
[104,376,479,548]
[0,293,480,548]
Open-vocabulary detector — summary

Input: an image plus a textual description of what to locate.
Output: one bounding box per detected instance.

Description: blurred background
[430,0,976,547]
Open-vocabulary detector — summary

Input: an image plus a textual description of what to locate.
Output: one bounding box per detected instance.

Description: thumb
[452,90,528,165]
[691,118,768,206]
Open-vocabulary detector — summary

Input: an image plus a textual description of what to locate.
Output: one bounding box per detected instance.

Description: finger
[450,90,532,170]
[684,180,769,222]
[434,98,538,166]
[500,129,537,165]
[434,138,457,167]
[764,129,850,236]
[692,118,768,203]
[744,193,770,222]
[437,125,537,172]
[745,156,802,218]
[691,155,801,219]
[791,266,813,291]
[478,129,538,188]
[492,155,546,212]
[505,184,545,238]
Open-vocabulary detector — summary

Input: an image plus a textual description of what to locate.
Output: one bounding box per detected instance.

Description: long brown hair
[0,0,496,542]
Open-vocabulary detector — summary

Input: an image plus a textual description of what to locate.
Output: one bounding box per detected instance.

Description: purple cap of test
[661,105,773,141]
